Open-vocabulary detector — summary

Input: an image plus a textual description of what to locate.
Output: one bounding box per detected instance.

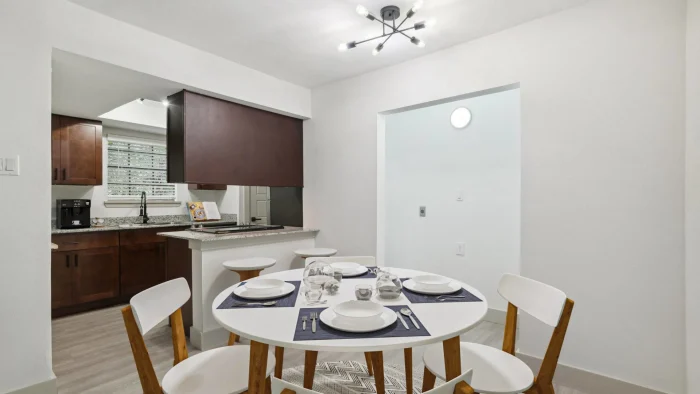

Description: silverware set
[232,300,277,307]
[395,308,420,330]
[436,295,465,302]
[302,312,319,333]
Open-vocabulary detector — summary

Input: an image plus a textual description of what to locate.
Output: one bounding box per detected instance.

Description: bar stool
[294,248,338,266]
[222,257,277,346]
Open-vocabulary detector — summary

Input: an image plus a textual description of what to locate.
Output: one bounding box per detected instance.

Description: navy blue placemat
[217,281,301,309]
[293,305,430,341]
[400,278,482,304]
[342,266,378,279]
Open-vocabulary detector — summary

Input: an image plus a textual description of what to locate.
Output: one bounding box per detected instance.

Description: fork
[436,295,465,302]
[311,312,317,333]
[302,316,308,331]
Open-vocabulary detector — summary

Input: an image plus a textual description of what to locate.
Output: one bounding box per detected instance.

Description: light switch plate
[0,158,4,171]
[2,156,19,176]
[456,242,466,256]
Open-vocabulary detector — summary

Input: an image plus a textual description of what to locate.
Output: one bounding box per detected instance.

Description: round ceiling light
[451,107,472,129]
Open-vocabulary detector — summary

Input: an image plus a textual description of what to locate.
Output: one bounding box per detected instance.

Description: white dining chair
[121,278,276,394]
[422,274,574,394]
[271,369,474,394]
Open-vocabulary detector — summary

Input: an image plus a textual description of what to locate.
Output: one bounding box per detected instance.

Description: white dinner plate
[320,306,397,333]
[340,265,369,277]
[412,274,451,290]
[233,281,296,300]
[333,300,384,322]
[403,279,463,295]
[331,262,361,275]
[244,279,286,296]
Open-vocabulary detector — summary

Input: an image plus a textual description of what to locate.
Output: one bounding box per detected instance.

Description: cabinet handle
[53,168,57,182]
[62,169,66,180]
[65,254,69,268]
[74,255,78,267]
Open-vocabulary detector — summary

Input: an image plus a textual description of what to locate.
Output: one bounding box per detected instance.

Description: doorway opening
[376,84,521,311]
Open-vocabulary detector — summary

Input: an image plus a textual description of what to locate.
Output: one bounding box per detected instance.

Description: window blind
[106,137,176,200]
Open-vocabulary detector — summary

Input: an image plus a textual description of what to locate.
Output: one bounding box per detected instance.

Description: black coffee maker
[56,199,92,229]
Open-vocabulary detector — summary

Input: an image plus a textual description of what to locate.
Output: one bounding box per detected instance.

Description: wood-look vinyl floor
[52,305,587,393]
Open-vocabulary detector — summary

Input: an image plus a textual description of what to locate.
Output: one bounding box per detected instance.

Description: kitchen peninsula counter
[157,226,319,350]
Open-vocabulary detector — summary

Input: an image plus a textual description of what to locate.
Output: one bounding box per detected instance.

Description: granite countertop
[52,215,238,235]
[158,227,319,242]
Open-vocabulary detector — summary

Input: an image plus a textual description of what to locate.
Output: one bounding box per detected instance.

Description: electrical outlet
[419,206,426,217]
[456,242,466,256]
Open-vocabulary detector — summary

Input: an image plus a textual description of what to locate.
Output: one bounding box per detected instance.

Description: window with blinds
[107,137,176,200]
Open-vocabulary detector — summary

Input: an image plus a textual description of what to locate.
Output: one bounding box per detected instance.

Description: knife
[312,313,317,333]
[396,311,410,330]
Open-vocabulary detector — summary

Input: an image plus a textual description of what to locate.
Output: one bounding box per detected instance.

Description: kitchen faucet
[140,191,149,224]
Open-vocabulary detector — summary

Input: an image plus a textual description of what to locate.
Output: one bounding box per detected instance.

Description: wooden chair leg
[304,350,318,389]
[422,366,437,392]
[228,332,238,346]
[369,351,385,394]
[265,376,272,394]
[442,336,462,380]
[275,347,285,378]
[404,348,413,394]
[364,352,374,376]
[248,340,270,394]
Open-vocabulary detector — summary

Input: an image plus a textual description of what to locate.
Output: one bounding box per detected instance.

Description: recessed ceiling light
[451,107,472,129]
[162,100,169,107]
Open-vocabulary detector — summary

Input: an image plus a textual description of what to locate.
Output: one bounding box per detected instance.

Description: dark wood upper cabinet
[52,114,103,185]
[166,90,303,187]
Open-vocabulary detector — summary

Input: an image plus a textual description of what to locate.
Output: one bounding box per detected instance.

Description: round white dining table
[212,267,488,394]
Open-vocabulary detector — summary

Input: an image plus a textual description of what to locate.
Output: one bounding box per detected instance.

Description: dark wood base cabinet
[51,247,120,310]
[51,227,192,324]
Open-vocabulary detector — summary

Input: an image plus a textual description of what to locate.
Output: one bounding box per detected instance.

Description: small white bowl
[331,262,362,275]
[244,279,285,296]
[333,300,384,323]
[412,274,451,290]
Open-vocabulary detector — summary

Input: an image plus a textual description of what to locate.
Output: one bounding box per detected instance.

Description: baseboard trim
[517,352,668,394]
[190,325,230,351]
[7,375,57,394]
[482,308,507,324]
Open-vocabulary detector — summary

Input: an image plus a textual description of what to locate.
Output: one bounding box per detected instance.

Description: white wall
[1,1,310,389]
[304,0,686,392]
[687,0,700,391]
[49,0,311,119]
[382,89,520,312]
[51,127,239,219]
[0,0,53,392]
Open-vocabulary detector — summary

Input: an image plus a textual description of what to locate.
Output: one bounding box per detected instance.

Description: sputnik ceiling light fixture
[338,1,435,55]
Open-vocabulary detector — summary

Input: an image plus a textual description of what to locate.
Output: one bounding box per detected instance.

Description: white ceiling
[69,0,588,87]
[52,49,181,132]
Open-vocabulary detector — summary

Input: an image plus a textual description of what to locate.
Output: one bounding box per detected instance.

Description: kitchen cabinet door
[73,247,120,304]
[59,116,103,185]
[120,243,166,297]
[51,251,74,309]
